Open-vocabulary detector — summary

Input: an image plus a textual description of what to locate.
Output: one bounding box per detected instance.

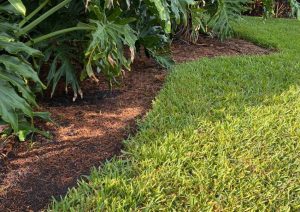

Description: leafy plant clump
[0,0,249,140]
[0,0,51,140]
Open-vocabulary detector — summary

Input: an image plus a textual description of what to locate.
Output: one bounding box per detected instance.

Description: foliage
[0,1,49,140]
[290,0,300,19]
[205,0,249,40]
[259,0,300,19]
[51,17,300,210]
[82,4,137,86]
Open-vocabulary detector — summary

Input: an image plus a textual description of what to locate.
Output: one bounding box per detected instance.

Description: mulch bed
[0,36,272,211]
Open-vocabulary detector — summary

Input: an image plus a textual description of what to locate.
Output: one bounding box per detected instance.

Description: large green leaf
[147,0,171,33]
[0,70,37,106]
[0,80,33,132]
[206,0,249,40]
[170,0,195,25]
[0,55,44,86]
[8,0,26,16]
[47,51,82,101]
[0,36,42,57]
[84,5,137,84]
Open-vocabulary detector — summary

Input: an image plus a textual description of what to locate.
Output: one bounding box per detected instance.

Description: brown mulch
[0,36,272,211]
[172,37,271,63]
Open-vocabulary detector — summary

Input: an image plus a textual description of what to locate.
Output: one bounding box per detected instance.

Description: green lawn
[50,17,300,211]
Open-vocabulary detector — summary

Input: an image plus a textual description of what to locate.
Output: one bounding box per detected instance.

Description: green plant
[259,0,300,19]
[81,4,137,86]
[0,0,50,140]
[290,0,300,20]
[205,0,249,40]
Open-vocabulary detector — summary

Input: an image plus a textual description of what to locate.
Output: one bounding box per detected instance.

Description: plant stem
[18,0,72,36]
[26,26,92,46]
[19,0,50,28]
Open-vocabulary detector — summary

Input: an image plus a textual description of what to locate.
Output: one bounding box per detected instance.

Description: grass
[50,17,300,211]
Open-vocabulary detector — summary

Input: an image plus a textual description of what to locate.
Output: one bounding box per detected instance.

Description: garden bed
[0,36,271,211]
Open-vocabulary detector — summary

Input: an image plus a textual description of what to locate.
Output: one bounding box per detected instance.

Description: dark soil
[0,36,272,211]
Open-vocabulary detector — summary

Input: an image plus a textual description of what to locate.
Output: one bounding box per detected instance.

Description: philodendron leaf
[84,6,137,84]
[0,39,43,57]
[8,0,26,16]
[0,80,33,132]
[148,0,171,33]
[0,55,45,88]
[0,71,37,106]
[0,34,42,57]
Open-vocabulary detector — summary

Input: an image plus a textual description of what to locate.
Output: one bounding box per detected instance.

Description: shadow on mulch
[0,36,272,211]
